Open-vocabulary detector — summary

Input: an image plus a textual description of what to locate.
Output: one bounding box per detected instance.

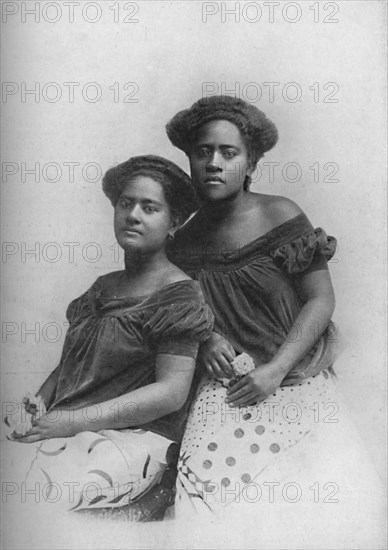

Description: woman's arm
[13,354,196,442]
[270,269,335,375]
[226,269,335,406]
[3,365,61,435]
[35,364,61,406]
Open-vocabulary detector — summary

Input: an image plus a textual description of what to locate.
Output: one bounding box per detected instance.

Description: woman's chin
[122,242,142,253]
[115,241,141,258]
[198,190,226,202]
[117,236,141,249]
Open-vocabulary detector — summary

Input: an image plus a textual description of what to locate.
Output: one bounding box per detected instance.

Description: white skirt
[175,370,385,526]
[3,427,173,513]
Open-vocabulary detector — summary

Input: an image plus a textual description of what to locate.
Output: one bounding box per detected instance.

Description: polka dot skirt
[177,370,336,512]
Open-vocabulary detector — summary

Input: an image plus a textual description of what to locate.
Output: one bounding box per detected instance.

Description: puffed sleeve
[143,282,214,358]
[271,227,337,275]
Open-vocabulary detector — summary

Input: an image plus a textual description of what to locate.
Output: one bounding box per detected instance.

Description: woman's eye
[224,150,236,159]
[120,199,131,207]
[144,206,156,213]
[196,148,211,158]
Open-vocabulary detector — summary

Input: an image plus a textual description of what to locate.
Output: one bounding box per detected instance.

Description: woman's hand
[199,332,236,379]
[4,393,47,437]
[10,409,80,443]
[225,363,284,407]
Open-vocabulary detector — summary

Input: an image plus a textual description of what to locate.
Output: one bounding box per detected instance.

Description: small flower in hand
[5,393,46,440]
[11,409,78,443]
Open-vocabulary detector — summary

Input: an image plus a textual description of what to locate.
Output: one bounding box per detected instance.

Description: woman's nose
[206,151,222,169]
[126,204,141,222]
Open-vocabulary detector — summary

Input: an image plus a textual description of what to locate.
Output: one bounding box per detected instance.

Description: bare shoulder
[249,193,304,225]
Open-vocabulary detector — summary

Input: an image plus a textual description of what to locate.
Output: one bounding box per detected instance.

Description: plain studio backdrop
[1,1,386,548]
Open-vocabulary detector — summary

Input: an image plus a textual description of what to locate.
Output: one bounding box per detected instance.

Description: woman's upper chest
[172,212,283,272]
[193,204,277,249]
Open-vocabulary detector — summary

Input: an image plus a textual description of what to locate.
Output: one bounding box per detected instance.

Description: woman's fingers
[13,425,41,437]
[217,355,234,377]
[244,398,259,407]
[205,361,222,380]
[11,433,45,444]
[205,355,234,379]
[226,376,249,395]
[10,424,45,442]
[209,360,227,379]
[222,345,236,364]
[205,362,216,378]
[225,385,252,402]
[227,391,254,407]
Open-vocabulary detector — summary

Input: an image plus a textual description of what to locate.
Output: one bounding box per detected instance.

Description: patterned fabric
[175,369,337,516]
[24,428,177,518]
[6,277,214,520]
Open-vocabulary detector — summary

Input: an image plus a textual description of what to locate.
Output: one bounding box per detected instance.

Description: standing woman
[166,96,374,519]
[4,155,213,521]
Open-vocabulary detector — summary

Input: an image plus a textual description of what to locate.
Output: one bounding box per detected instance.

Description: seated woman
[4,155,214,521]
[165,96,380,520]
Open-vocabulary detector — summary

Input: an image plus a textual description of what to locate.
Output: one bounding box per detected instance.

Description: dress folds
[5,276,214,518]
[168,213,339,385]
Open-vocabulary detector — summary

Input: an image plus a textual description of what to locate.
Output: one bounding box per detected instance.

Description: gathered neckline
[228,213,309,252]
[182,213,309,251]
[91,276,200,307]
[170,213,314,270]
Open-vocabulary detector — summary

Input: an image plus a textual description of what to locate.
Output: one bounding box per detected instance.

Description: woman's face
[189,119,253,202]
[114,175,177,253]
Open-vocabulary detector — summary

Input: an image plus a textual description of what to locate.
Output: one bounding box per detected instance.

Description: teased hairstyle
[166,95,278,166]
[102,155,197,222]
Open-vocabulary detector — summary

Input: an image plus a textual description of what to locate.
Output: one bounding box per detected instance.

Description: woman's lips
[204,177,224,184]
[123,228,142,235]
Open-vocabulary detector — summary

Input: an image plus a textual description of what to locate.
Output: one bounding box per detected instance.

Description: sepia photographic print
[1,1,387,549]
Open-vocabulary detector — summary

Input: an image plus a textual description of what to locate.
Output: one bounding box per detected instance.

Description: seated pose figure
[4,155,214,521]
[165,96,372,519]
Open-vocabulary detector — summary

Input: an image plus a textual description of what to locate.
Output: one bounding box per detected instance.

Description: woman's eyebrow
[195,143,240,150]
[220,144,241,150]
[194,142,212,147]
[119,194,163,206]
[141,198,163,206]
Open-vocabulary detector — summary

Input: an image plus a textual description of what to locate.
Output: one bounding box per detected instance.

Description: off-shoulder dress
[167,213,348,516]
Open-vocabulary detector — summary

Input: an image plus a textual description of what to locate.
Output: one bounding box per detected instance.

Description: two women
[7,95,375,525]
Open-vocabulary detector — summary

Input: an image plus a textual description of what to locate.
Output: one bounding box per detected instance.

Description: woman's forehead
[120,175,166,200]
[195,119,245,145]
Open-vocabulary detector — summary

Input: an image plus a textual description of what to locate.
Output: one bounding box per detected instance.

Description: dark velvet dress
[45,274,214,442]
[25,275,213,520]
[167,213,340,516]
[168,213,338,384]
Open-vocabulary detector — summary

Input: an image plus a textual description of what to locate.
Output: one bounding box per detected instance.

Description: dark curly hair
[166,95,278,166]
[102,155,197,222]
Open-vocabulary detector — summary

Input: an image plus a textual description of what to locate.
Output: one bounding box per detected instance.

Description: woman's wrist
[69,407,93,435]
[267,357,294,380]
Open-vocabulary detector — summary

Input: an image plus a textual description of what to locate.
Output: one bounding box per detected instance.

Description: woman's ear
[168,215,182,239]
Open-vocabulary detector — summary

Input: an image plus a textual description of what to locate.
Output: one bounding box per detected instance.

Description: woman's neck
[123,248,170,279]
[200,191,248,224]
